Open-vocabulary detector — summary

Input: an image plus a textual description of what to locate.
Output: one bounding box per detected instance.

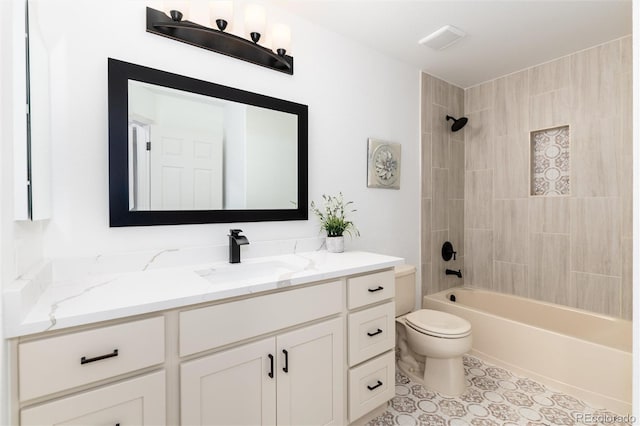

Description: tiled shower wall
[463,36,633,319]
[420,74,465,296]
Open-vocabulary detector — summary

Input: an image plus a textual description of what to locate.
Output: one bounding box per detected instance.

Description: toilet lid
[406,309,471,338]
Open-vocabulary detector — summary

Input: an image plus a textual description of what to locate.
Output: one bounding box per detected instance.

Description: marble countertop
[4,249,404,338]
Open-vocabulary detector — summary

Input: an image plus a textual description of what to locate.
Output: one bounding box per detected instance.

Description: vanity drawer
[348,302,395,366]
[180,280,342,356]
[20,370,166,426]
[18,317,165,401]
[347,270,394,310]
[348,350,395,422]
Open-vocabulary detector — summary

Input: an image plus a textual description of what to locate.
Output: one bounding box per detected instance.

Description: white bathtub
[423,287,632,414]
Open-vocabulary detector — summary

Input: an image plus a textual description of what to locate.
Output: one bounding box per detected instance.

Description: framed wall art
[367,138,401,189]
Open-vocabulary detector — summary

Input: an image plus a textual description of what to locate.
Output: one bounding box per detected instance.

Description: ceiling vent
[419,25,466,50]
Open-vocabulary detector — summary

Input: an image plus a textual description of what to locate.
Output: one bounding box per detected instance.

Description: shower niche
[530,125,570,196]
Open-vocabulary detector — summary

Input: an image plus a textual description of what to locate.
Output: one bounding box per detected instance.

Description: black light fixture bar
[146,7,294,75]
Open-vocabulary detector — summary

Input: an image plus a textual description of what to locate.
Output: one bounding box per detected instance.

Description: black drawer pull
[268,354,274,378]
[80,349,118,365]
[367,328,383,337]
[367,380,383,391]
[282,349,289,373]
[368,286,384,293]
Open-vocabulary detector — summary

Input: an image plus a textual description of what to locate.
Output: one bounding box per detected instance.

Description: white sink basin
[195,260,301,284]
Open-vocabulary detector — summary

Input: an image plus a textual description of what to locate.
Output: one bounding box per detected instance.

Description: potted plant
[310,193,360,253]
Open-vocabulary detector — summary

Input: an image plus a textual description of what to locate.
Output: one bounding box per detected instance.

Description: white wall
[1,2,46,423]
[30,0,420,268]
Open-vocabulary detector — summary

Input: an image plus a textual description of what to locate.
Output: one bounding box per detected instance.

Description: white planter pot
[326,236,344,253]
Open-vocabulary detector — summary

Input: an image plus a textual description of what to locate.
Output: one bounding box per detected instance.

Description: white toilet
[394,265,472,396]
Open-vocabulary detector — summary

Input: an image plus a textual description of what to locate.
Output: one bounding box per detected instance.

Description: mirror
[108,59,308,227]
[13,0,53,221]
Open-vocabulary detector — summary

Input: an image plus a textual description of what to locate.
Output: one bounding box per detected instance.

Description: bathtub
[423,287,632,414]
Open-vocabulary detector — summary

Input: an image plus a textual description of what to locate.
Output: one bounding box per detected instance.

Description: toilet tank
[394,264,416,316]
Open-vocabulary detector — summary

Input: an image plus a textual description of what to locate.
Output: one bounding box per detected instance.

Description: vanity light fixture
[147,2,294,74]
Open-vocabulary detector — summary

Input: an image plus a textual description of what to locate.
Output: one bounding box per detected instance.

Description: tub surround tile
[432,105,450,169]
[449,138,465,199]
[621,70,633,238]
[421,262,432,297]
[421,133,432,198]
[570,40,621,119]
[432,169,449,231]
[570,198,621,276]
[462,38,631,319]
[431,229,449,291]
[465,81,494,113]
[441,256,464,291]
[529,233,571,305]
[465,170,493,230]
[621,35,632,72]
[420,72,465,298]
[528,55,570,96]
[448,200,464,258]
[421,74,433,133]
[495,261,527,296]
[464,229,493,288]
[529,89,570,131]
[494,134,529,199]
[465,109,494,171]
[529,197,570,234]
[421,198,432,264]
[621,238,632,320]
[572,116,621,197]
[433,76,451,109]
[449,84,464,118]
[571,272,621,317]
[494,70,529,137]
[494,199,529,264]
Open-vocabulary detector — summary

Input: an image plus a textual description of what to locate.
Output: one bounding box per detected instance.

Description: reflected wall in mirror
[109,59,308,227]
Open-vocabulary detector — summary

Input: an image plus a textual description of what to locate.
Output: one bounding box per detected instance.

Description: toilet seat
[405,309,471,338]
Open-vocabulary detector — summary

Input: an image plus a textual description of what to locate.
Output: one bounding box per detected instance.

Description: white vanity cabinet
[20,371,166,426]
[181,318,343,426]
[16,317,166,425]
[346,270,396,422]
[8,252,402,426]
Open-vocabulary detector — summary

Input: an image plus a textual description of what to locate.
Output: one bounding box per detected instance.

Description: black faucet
[446,269,462,278]
[228,229,249,263]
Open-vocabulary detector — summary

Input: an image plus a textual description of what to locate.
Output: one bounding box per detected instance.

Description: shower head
[446,115,468,132]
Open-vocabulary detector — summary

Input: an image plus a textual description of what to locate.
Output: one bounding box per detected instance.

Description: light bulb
[210,1,233,31]
[163,0,189,21]
[245,4,266,43]
[272,23,291,56]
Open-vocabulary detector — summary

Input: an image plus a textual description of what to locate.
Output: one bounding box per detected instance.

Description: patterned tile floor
[367,355,632,426]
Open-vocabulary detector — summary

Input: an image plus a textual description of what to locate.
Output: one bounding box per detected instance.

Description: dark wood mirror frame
[108,58,308,227]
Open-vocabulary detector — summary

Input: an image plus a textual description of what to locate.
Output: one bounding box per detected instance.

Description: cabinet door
[181,338,276,426]
[20,371,165,426]
[276,317,344,426]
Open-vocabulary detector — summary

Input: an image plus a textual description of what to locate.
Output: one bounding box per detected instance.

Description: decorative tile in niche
[531,126,570,196]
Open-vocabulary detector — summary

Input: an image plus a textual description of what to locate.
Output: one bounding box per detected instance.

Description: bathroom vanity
[4,250,402,425]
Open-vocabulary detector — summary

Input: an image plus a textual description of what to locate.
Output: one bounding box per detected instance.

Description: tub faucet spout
[446,269,462,278]
[228,229,249,263]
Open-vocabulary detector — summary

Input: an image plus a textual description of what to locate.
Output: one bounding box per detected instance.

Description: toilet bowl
[394,265,472,396]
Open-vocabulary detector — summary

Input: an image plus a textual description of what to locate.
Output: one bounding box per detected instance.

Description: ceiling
[281,1,632,88]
